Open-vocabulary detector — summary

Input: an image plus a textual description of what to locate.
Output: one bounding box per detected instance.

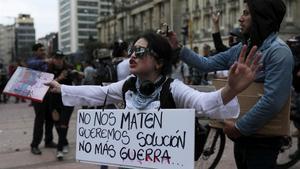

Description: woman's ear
[155,60,163,70]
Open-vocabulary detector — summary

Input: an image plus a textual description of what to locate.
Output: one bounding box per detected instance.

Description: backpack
[95,60,121,85]
[121,76,205,161]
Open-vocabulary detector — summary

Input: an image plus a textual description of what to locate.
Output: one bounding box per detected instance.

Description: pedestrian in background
[27,43,56,155]
[48,50,74,160]
[168,0,293,168]
[211,9,242,53]
[82,60,96,85]
[287,36,300,159]
[113,40,130,81]
[189,46,203,85]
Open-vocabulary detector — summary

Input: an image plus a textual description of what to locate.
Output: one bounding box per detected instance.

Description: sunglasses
[128,47,157,59]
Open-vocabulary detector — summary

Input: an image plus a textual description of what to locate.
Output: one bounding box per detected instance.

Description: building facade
[0,24,15,65]
[97,0,178,45]
[58,0,113,54]
[97,0,300,51]
[15,14,36,60]
[37,32,58,56]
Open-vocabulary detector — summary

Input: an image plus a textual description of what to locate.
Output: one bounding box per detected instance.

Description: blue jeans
[233,136,283,169]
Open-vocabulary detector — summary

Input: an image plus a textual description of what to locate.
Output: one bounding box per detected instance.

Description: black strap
[121,77,175,108]
[122,76,137,108]
[102,89,109,111]
[159,78,175,108]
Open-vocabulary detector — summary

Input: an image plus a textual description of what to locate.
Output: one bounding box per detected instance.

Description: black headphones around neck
[127,76,166,96]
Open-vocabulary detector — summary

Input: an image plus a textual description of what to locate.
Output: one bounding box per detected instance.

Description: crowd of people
[0,0,300,169]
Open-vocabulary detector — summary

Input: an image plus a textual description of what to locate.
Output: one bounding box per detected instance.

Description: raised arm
[221,45,261,104]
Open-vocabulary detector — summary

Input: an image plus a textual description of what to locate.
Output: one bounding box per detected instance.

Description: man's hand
[221,45,262,104]
[212,11,220,25]
[228,45,261,94]
[211,9,221,33]
[166,31,181,50]
[223,120,241,139]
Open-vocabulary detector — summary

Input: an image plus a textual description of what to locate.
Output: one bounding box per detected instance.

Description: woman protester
[47,31,260,164]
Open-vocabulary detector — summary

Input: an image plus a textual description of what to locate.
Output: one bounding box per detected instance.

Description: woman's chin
[129,68,138,75]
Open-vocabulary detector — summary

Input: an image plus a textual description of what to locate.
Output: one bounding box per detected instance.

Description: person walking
[48,50,74,160]
[27,43,57,155]
[168,0,293,168]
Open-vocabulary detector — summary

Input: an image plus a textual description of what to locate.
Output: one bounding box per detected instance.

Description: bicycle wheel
[195,126,226,169]
[276,124,300,169]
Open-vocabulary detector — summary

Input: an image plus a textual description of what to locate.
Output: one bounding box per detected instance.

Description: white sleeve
[171,79,240,119]
[61,78,127,106]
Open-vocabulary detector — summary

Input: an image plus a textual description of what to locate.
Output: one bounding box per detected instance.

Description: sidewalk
[1,100,299,169]
[0,100,237,169]
[0,101,116,169]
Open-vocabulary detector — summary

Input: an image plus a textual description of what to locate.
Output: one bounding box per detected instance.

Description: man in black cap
[168,0,293,168]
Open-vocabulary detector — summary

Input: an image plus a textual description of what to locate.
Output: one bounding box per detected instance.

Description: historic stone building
[96,0,300,50]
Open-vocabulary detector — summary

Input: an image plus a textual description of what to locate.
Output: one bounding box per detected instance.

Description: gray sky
[0,0,58,39]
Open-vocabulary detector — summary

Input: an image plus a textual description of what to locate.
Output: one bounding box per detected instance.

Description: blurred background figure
[82,60,96,85]
[27,43,56,155]
[0,63,8,103]
[211,8,242,53]
[48,50,75,161]
[113,40,130,81]
[189,46,203,85]
[170,54,190,84]
[202,44,211,85]
[12,60,27,103]
[287,35,300,158]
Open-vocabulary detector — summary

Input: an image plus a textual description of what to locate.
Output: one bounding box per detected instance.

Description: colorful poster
[3,66,54,102]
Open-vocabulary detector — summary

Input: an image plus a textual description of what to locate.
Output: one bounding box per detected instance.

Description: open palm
[227,45,261,94]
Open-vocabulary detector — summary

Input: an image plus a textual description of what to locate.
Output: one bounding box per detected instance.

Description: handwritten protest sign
[76,109,195,169]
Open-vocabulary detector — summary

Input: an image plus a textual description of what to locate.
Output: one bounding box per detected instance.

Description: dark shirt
[27,56,48,72]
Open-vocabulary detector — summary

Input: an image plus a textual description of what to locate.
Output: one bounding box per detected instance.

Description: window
[78,23,96,29]
[78,1,98,6]
[78,8,98,14]
[78,31,97,36]
[78,15,97,21]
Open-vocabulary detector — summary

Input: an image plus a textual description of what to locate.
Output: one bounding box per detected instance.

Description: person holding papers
[27,43,56,155]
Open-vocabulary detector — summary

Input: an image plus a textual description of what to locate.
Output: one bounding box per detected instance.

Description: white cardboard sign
[76,109,195,169]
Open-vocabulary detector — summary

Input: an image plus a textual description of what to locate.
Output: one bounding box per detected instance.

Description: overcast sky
[0,0,58,39]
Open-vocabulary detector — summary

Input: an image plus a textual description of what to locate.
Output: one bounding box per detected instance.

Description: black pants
[233,136,283,169]
[49,93,74,151]
[30,94,54,148]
